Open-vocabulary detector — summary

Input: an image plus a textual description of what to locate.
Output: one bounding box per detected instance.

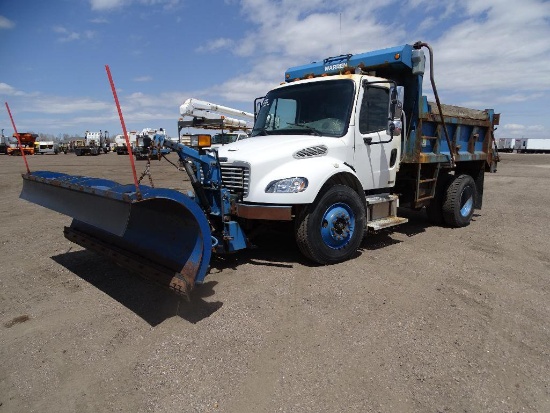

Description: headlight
[265,177,308,193]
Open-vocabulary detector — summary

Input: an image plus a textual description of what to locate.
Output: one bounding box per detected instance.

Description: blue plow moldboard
[20,171,212,296]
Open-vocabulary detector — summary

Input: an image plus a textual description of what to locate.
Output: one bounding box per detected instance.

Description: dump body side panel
[401,96,499,166]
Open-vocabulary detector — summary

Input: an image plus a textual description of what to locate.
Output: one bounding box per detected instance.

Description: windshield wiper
[286,122,322,136]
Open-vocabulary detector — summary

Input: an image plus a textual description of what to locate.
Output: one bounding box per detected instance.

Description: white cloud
[0,82,37,97]
[423,0,550,93]
[52,26,96,42]
[89,0,181,11]
[502,123,545,137]
[504,124,526,131]
[0,15,15,29]
[197,38,235,53]
[0,83,22,96]
[133,76,153,82]
[90,0,127,11]
[233,1,402,59]
[25,96,112,114]
[527,124,544,132]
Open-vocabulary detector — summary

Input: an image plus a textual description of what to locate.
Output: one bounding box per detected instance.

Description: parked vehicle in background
[134,128,171,160]
[115,132,138,155]
[515,138,550,153]
[497,138,516,153]
[34,141,59,155]
[177,98,253,150]
[8,132,37,155]
[210,132,250,148]
[75,130,109,156]
[0,129,8,154]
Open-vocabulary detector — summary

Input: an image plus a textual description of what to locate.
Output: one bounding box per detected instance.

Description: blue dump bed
[404,97,499,166]
[285,43,499,168]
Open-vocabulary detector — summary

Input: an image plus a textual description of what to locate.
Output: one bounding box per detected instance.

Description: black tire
[442,174,476,227]
[295,184,365,264]
[426,173,452,225]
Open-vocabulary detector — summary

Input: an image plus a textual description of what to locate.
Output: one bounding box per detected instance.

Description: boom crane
[178,98,254,131]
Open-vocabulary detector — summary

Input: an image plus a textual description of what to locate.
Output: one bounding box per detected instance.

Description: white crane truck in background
[177,98,253,147]
[21,41,500,296]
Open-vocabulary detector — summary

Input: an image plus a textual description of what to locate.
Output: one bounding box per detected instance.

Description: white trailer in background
[515,138,550,153]
[497,138,516,153]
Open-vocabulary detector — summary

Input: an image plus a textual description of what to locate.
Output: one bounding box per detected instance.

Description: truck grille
[220,163,250,196]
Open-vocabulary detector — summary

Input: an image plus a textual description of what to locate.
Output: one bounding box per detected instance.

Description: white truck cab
[216,74,402,205]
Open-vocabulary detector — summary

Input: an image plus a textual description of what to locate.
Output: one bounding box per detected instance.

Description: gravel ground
[0,152,549,412]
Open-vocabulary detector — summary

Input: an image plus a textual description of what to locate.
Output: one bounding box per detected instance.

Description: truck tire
[442,174,476,227]
[425,173,452,225]
[295,184,365,264]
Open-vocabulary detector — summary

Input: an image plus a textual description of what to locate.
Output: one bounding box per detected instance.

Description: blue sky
[1,0,549,139]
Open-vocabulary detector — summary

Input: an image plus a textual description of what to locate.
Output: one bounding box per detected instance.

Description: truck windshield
[252,79,354,138]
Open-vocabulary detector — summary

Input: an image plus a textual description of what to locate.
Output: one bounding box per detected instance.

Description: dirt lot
[0,152,549,412]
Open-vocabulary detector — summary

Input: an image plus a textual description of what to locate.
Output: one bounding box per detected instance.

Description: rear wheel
[442,174,476,227]
[295,185,365,264]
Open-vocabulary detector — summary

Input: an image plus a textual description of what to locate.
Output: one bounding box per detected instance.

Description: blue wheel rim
[320,203,355,249]
[460,187,474,217]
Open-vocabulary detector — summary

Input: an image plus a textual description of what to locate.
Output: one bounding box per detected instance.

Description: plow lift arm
[20,133,248,297]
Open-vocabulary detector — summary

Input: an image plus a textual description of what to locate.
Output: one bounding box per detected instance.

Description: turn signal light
[190,134,211,148]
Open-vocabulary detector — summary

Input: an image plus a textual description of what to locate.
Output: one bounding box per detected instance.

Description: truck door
[353,82,401,190]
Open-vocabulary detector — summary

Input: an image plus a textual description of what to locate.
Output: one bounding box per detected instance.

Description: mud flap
[21,171,212,296]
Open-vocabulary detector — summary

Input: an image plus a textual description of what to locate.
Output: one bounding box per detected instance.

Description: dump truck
[8,132,37,155]
[20,41,499,296]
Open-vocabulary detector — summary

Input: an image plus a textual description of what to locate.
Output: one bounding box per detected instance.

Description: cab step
[365,193,408,232]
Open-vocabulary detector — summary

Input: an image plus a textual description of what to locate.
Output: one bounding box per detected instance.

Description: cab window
[359,86,389,134]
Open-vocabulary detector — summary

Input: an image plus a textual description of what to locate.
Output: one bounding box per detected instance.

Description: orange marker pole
[105,65,141,199]
[5,102,30,174]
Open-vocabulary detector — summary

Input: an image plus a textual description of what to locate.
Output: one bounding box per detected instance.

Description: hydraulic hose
[182,161,211,214]
[413,41,456,168]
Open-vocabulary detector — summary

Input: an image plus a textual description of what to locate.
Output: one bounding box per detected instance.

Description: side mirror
[388,86,404,120]
[387,119,402,137]
[254,96,265,120]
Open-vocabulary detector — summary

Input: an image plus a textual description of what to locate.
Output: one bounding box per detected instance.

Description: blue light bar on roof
[284,44,414,81]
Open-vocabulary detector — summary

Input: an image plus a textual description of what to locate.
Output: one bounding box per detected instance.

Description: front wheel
[442,174,476,227]
[295,185,365,264]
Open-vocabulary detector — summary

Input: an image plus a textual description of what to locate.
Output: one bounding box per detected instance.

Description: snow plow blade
[20,171,212,296]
